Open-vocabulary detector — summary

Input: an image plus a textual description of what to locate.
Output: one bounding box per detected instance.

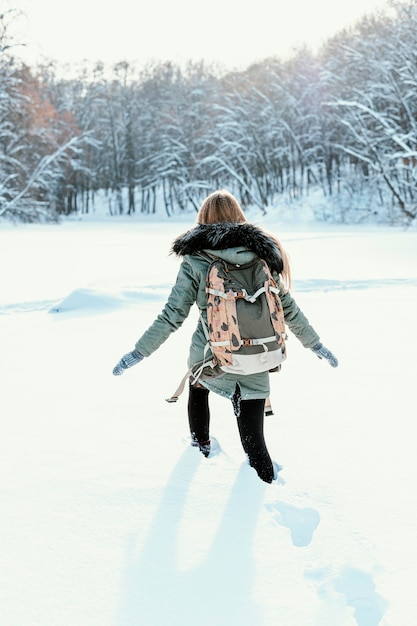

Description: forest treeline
[1,0,417,223]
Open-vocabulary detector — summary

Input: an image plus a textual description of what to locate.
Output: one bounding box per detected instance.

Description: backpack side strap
[165,368,192,403]
[166,338,215,403]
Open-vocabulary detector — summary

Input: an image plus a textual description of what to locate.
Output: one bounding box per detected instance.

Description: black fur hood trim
[171,222,283,274]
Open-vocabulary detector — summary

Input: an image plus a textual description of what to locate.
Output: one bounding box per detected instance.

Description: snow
[1,212,416,626]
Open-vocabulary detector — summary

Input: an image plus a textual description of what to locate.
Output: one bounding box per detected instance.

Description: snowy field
[1,211,416,626]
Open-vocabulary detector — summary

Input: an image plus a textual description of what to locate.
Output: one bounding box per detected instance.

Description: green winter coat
[135,223,320,401]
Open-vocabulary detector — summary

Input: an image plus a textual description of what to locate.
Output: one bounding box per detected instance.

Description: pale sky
[16,0,389,71]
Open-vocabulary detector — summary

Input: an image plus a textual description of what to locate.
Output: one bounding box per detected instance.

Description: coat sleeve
[135,259,198,357]
[279,288,320,349]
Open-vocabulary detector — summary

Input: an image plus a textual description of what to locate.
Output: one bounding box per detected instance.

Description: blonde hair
[197,190,247,225]
[197,189,292,290]
[271,233,292,292]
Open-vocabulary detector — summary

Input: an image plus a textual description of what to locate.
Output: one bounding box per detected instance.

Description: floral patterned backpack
[166,254,287,410]
[198,254,287,377]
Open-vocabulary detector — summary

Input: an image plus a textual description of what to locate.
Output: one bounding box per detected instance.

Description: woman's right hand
[112,349,144,375]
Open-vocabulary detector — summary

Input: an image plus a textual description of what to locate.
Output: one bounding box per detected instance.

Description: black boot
[188,383,211,457]
[233,385,274,483]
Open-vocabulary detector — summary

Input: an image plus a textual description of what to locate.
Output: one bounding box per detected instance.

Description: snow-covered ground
[1,212,416,626]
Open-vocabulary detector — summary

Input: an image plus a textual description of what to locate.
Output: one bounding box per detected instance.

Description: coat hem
[199,379,270,401]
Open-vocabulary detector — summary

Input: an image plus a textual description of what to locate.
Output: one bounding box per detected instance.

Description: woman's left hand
[311,343,338,368]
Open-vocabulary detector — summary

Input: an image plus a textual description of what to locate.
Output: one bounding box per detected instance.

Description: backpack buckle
[241,338,253,346]
[235,290,247,299]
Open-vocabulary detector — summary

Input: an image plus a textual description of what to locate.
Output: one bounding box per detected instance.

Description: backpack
[195,254,287,380]
[166,253,287,405]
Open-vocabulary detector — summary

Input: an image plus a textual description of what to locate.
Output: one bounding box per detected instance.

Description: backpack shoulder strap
[195,250,218,264]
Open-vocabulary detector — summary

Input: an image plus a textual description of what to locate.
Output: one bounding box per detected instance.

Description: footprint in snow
[334,567,388,626]
[265,501,320,547]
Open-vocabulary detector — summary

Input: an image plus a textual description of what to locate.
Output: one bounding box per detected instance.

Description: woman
[113,190,338,483]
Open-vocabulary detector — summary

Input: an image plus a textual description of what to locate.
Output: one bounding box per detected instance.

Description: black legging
[188,383,274,483]
[188,383,211,445]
